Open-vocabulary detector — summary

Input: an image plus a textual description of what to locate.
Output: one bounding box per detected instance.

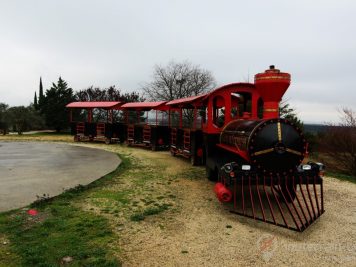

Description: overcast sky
[0,0,355,123]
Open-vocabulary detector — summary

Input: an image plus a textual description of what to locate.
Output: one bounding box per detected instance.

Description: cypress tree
[39,77,44,108]
[34,92,38,110]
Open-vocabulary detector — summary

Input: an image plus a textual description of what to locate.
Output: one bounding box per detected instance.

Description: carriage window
[114,110,125,123]
[258,98,264,119]
[127,110,145,124]
[182,108,194,128]
[196,107,207,129]
[213,96,225,128]
[169,110,180,128]
[231,93,240,119]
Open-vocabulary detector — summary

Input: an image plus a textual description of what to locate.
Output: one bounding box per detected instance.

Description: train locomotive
[67,65,324,232]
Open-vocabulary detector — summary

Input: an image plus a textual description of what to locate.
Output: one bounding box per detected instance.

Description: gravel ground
[116,149,356,267]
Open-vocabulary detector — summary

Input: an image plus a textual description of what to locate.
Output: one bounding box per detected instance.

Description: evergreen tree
[41,77,74,132]
[279,101,303,130]
[0,103,9,134]
[38,77,44,108]
[34,91,38,110]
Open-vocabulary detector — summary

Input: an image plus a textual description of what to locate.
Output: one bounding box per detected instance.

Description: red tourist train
[67,66,325,232]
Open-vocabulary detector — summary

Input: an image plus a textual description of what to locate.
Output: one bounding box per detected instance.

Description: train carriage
[120,101,170,150]
[66,101,125,144]
[166,95,207,165]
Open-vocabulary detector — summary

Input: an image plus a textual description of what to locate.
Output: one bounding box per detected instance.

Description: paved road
[0,142,121,212]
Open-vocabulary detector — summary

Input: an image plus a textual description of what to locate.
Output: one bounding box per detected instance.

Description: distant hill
[304,124,328,134]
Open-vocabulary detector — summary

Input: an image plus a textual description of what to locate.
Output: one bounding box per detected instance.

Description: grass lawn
[0,134,200,266]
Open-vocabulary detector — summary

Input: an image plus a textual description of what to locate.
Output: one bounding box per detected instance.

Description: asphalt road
[0,142,121,212]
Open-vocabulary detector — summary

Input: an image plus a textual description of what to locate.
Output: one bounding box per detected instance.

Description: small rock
[3,241,8,245]
[61,256,73,264]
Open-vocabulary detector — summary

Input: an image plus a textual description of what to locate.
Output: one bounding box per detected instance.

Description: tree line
[0,77,144,134]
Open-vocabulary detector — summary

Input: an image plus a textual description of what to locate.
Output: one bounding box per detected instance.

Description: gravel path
[117,149,356,267]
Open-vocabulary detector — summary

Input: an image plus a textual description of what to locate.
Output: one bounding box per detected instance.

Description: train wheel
[206,166,218,181]
[170,149,176,156]
[105,138,111,145]
[151,144,157,151]
[74,135,79,142]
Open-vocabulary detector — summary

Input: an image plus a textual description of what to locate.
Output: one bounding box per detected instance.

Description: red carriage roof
[202,83,255,99]
[66,101,122,108]
[166,94,207,106]
[120,101,168,110]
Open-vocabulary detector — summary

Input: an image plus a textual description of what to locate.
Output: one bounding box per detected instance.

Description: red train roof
[121,101,168,110]
[166,94,207,106]
[203,82,255,99]
[66,101,122,108]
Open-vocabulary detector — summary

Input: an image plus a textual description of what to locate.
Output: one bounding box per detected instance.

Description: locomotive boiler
[219,118,306,174]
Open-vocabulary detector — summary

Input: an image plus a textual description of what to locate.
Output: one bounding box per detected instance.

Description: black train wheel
[206,166,218,181]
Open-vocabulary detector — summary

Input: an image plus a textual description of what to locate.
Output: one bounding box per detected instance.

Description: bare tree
[319,108,356,177]
[142,61,216,101]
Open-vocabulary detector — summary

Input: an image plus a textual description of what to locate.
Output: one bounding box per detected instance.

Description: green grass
[170,166,204,181]
[130,204,170,222]
[92,190,131,204]
[0,155,127,267]
[0,206,118,267]
[326,171,356,184]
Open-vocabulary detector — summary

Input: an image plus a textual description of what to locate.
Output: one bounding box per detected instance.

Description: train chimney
[254,66,291,118]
